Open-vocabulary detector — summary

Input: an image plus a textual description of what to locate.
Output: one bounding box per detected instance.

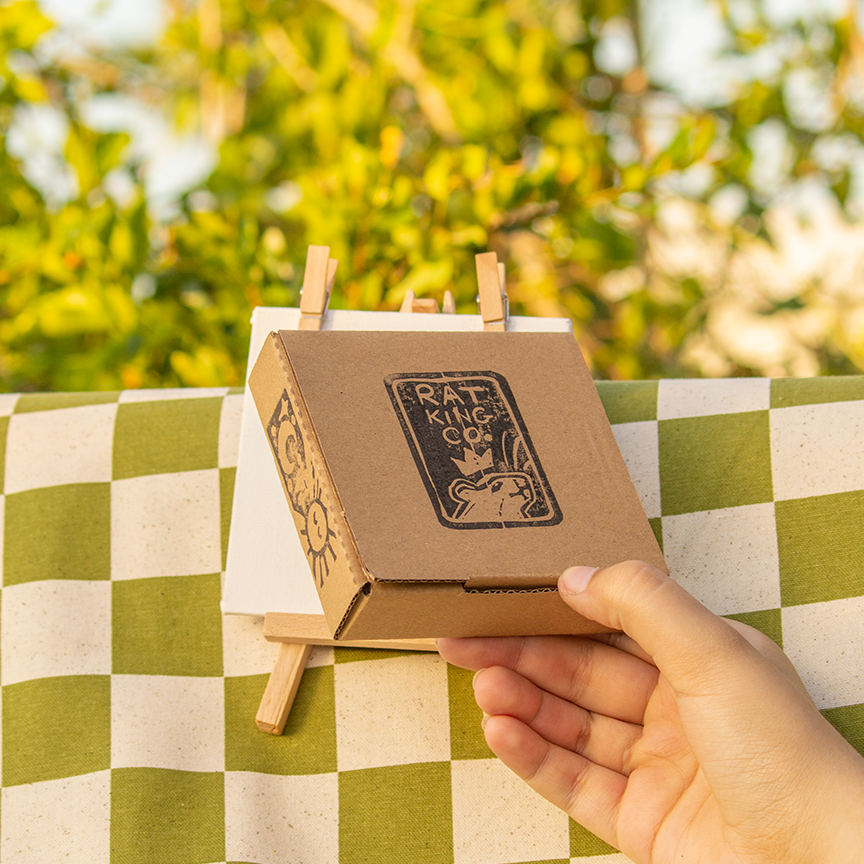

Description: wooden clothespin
[399,289,456,315]
[256,244,338,735]
[475,251,508,331]
[298,245,338,331]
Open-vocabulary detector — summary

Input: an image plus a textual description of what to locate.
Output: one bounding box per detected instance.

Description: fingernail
[481,712,490,730]
[560,566,599,595]
[472,669,486,690]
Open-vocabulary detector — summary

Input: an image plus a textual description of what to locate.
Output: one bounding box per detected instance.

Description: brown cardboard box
[249,329,666,639]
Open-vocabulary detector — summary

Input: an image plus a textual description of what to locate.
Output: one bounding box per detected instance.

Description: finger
[561,567,810,700]
[438,635,658,724]
[437,635,502,671]
[586,630,654,665]
[592,616,801,676]
[483,714,624,850]
[592,617,807,694]
[559,561,767,698]
[723,618,812,700]
[474,666,643,775]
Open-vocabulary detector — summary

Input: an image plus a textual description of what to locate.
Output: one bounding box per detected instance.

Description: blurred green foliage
[2,0,864,390]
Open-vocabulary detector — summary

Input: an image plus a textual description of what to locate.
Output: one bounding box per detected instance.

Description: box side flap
[248,332,367,635]
[337,580,613,640]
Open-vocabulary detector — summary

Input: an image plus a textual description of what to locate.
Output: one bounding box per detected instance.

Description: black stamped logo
[385,371,562,529]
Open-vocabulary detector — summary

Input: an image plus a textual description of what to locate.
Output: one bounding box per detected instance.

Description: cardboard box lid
[277,329,665,589]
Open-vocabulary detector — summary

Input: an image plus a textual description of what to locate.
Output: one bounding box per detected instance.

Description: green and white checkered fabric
[0,379,862,864]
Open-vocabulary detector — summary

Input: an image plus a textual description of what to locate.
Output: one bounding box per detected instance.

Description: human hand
[437,561,864,864]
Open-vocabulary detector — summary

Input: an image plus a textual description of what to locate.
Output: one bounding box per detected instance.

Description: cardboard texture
[249,329,666,639]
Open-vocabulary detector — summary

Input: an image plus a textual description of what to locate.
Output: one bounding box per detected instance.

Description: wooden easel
[255,246,511,734]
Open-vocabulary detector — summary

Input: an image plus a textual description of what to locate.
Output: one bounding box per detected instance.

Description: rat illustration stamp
[385,371,562,529]
[267,390,338,585]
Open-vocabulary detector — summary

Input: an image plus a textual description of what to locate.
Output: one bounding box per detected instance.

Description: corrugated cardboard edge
[249,332,367,637]
[338,581,613,640]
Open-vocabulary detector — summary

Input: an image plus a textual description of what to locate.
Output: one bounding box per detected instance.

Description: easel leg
[256,642,313,734]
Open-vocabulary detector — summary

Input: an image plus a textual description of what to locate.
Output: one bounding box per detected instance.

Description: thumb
[559,561,751,694]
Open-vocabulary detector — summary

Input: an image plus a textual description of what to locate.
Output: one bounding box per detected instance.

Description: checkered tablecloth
[1,378,862,864]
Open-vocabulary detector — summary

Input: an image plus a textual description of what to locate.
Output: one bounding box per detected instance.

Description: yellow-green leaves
[0,0,51,55]
[423,151,453,202]
[3,0,864,392]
